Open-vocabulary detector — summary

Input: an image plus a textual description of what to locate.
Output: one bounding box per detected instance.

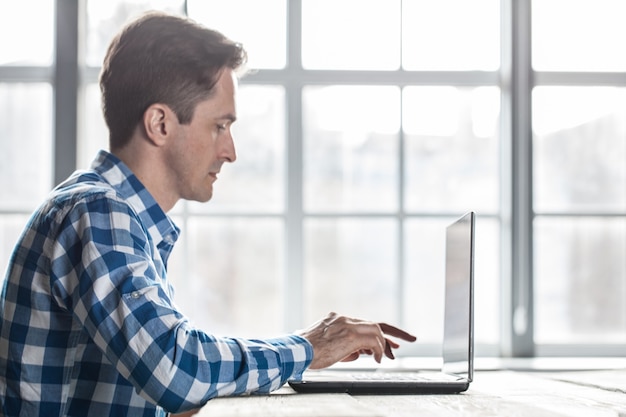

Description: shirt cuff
[267,334,314,384]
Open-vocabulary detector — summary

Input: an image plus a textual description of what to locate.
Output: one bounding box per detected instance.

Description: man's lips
[209,165,222,180]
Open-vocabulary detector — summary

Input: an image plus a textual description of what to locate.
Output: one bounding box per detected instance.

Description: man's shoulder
[53,172,123,206]
[41,172,140,227]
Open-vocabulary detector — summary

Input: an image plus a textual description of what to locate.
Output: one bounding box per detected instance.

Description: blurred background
[0,0,624,358]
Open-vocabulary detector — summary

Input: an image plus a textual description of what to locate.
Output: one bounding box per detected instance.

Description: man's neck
[111,143,179,213]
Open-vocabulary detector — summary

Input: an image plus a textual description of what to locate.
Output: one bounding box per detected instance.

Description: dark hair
[99,12,247,149]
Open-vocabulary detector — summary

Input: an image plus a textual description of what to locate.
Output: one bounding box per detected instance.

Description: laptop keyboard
[350,371,462,382]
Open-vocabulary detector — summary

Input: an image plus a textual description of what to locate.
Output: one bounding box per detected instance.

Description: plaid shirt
[0,150,312,417]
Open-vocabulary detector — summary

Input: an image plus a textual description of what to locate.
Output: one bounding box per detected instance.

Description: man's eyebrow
[219,113,237,123]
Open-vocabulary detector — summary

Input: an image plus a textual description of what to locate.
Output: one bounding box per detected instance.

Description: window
[0,0,54,274]
[186,0,502,354]
[1,0,624,357]
[531,0,626,351]
[301,0,400,70]
[0,0,53,66]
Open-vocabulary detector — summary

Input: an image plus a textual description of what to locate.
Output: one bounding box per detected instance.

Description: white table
[197,360,626,417]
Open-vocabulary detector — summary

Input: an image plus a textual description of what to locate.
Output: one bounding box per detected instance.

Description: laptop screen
[442,212,475,381]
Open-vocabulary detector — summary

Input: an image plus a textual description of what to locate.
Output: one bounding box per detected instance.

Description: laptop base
[288,379,469,395]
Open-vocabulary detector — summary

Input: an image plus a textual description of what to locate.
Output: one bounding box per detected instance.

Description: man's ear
[143,103,176,146]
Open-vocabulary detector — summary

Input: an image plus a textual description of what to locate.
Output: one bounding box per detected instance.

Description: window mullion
[501,0,534,357]
[54,0,79,185]
[284,0,305,331]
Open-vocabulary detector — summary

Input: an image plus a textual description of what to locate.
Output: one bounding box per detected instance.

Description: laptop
[289,211,475,395]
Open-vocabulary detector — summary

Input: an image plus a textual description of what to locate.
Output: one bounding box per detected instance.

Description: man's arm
[52,195,312,412]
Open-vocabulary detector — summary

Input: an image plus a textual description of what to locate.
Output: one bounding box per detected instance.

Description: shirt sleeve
[49,193,313,413]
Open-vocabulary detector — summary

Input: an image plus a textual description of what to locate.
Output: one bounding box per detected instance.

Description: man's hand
[296,312,417,370]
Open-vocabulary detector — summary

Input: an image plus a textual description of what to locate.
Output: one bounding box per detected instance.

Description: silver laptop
[289,211,475,395]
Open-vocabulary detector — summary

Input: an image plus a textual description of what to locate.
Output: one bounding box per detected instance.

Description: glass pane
[0,83,53,211]
[473,217,500,346]
[403,86,500,213]
[303,86,400,213]
[532,0,626,72]
[169,217,284,337]
[0,215,30,279]
[188,0,286,70]
[404,216,499,351]
[0,0,53,65]
[402,0,500,71]
[302,0,401,70]
[86,0,185,67]
[534,216,626,343]
[533,87,626,213]
[190,85,285,213]
[303,218,398,324]
[403,218,447,348]
[80,84,109,168]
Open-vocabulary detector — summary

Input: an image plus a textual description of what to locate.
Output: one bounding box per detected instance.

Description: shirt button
[131,291,141,299]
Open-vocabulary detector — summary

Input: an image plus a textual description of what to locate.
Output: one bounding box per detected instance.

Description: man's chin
[197,193,213,203]
[186,189,213,204]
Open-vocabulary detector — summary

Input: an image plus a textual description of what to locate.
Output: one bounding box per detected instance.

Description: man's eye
[217,123,227,131]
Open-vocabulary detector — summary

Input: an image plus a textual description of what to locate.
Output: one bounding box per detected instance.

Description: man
[0,12,415,417]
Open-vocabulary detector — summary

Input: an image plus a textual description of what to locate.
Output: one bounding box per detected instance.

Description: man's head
[99,12,247,149]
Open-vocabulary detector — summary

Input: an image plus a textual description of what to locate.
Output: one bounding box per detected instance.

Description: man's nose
[222,130,236,163]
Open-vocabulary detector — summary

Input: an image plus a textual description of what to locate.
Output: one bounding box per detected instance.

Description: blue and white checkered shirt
[0,150,313,417]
